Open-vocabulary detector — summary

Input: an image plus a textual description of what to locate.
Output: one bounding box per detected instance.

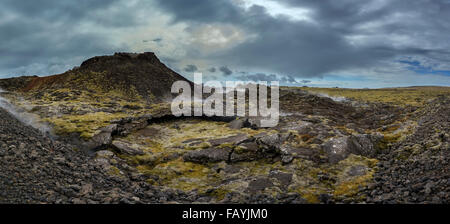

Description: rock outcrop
[322,134,383,163]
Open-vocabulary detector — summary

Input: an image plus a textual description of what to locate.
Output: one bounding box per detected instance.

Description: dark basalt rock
[183,147,232,164]
[322,133,383,163]
[111,140,145,156]
[248,178,274,192]
[228,118,251,129]
[208,134,251,146]
[230,141,262,163]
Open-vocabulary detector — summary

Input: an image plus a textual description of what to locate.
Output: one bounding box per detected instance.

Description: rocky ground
[362,96,449,203]
[0,53,448,204]
[1,90,448,204]
[0,107,194,204]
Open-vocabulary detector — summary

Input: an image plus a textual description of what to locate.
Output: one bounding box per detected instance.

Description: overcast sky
[1,0,450,87]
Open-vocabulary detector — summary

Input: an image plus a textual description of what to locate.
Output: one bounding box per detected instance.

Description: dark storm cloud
[245,73,298,84]
[300,80,311,84]
[223,17,389,77]
[219,66,233,76]
[209,67,216,73]
[154,0,243,23]
[2,0,450,83]
[184,64,198,72]
[1,0,116,20]
[0,0,141,77]
[1,0,145,27]
[280,0,450,25]
[154,0,450,78]
[243,73,277,82]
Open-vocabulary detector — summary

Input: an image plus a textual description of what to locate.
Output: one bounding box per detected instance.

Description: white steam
[316,93,348,102]
[0,88,52,134]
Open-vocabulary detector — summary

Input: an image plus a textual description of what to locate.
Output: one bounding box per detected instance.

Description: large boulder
[111,140,145,155]
[183,147,232,164]
[269,171,293,187]
[84,124,117,150]
[230,142,262,163]
[114,115,151,136]
[247,178,274,192]
[95,150,115,158]
[256,134,283,153]
[322,134,383,163]
[208,134,250,146]
[231,133,292,163]
[279,145,317,164]
[347,133,383,157]
[185,133,292,164]
[228,118,251,129]
[322,137,350,163]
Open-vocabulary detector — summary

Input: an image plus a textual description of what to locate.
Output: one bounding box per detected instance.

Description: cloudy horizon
[1,0,450,88]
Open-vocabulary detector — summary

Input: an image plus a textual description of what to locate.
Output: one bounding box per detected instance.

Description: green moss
[332,155,378,200]
[233,145,249,154]
[207,188,231,201]
[108,166,125,178]
[377,132,408,150]
[136,158,219,194]
[44,112,128,139]
[289,133,317,148]
[288,160,329,203]
[333,170,374,198]
[299,86,450,106]
[216,143,235,150]
[120,153,157,166]
[302,191,321,204]
[184,142,212,151]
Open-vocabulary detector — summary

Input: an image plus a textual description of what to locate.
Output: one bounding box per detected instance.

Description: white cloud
[239,0,313,22]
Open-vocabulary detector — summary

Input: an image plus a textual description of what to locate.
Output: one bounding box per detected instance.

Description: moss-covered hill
[1,52,191,102]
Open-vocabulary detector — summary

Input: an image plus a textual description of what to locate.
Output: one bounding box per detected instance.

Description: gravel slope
[362,96,450,203]
[0,107,162,204]
[1,96,448,204]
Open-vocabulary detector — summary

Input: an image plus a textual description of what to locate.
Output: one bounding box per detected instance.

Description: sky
[1,0,450,88]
